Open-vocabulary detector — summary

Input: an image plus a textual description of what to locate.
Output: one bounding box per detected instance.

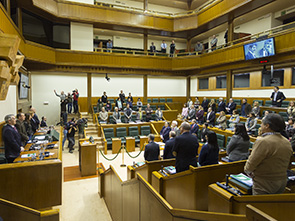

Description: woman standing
[226,124,250,162]
[216,111,227,130]
[199,131,219,166]
[287,101,295,119]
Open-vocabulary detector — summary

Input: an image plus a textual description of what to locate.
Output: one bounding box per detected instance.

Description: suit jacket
[150,45,156,52]
[144,142,160,161]
[15,120,29,144]
[216,115,227,130]
[30,114,40,132]
[271,91,286,107]
[163,138,176,159]
[206,111,216,126]
[190,123,199,135]
[173,132,199,173]
[241,103,252,117]
[196,110,204,122]
[112,111,121,120]
[226,102,236,114]
[160,126,171,143]
[187,109,196,120]
[201,100,209,112]
[201,128,209,142]
[2,124,22,160]
[217,101,226,113]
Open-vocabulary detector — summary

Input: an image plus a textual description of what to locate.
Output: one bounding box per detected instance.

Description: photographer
[67,118,77,153]
[77,118,87,139]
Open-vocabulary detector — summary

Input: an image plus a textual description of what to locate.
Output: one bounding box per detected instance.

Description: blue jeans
[62,112,68,126]
[68,102,72,113]
[62,129,68,148]
[73,100,78,113]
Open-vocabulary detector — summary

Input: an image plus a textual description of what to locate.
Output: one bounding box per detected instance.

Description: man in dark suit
[2,114,24,163]
[173,122,199,173]
[119,90,125,103]
[270,86,286,107]
[144,134,160,161]
[163,131,176,159]
[30,107,40,132]
[201,97,209,112]
[190,119,199,136]
[225,98,237,115]
[206,107,216,126]
[217,98,226,113]
[150,42,156,53]
[15,113,29,145]
[241,98,252,117]
[245,43,257,60]
[160,121,171,143]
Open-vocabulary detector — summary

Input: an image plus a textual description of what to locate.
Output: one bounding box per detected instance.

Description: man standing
[145,104,153,122]
[211,35,218,51]
[225,98,236,115]
[3,114,24,163]
[187,105,196,121]
[160,121,171,143]
[241,98,252,117]
[161,40,167,53]
[217,98,226,113]
[119,90,125,103]
[67,118,77,153]
[163,131,176,159]
[15,113,29,145]
[60,99,68,125]
[173,122,199,173]
[201,97,209,112]
[101,91,108,104]
[190,119,199,136]
[270,86,286,107]
[206,107,216,126]
[30,107,40,133]
[150,42,156,53]
[245,114,292,195]
[144,134,160,161]
[73,89,79,114]
[67,92,73,114]
[124,104,133,123]
[54,90,66,101]
[195,42,203,54]
[170,40,176,57]
[106,39,113,52]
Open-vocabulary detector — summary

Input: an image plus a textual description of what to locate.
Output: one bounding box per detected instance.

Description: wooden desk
[79,141,97,176]
[14,149,58,163]
[112,138,122,154]
[125,137,135,152]
[139,136,148,150]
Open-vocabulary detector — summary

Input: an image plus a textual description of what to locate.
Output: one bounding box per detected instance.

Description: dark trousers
[7,157,16,163]
[68,136,75,151]
[73,100,78,113]
[68,102,72,113]
[61,112,67,125]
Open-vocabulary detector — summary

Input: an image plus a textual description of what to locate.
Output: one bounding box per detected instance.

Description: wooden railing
[0,197,59,221]
[99,165,248,221]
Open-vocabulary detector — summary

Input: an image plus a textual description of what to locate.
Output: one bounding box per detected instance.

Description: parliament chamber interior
[1,0,295,220]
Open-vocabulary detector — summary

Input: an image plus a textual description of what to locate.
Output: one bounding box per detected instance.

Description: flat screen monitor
[243,37,275,61]
[19,72,29,99]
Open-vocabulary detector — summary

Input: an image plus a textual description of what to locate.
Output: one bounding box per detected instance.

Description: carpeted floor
[64,163,105,182]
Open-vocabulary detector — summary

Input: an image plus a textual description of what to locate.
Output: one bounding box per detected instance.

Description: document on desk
[21,153,37,158]
[230,173,253,187]
[36,140,48,145]
[34,135,46,140]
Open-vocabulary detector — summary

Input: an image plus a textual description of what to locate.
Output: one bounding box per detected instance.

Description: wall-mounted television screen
[243,37,275,60]
[19,72,29,99]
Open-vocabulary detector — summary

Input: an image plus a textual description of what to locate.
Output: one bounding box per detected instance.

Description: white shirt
[161,43,167,49]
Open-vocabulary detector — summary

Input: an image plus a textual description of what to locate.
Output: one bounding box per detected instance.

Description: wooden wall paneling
[226,70,232,101]
[144,75,147,103]
[0,160,62,209]
[209,76,216,90]
[163,110,178,121]
[111,166,122,221]
[0,121,5,146]
[249,71,262,89]
[78,97,88,112]
[284,67,292,88]
[122,179,140,221]
[87,73,92,113]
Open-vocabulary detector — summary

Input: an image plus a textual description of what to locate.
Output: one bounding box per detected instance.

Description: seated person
[124,104,133,123]
[198,131,219,166]
[225,98,236,115]
[145,104,153,122]
[136,107,144,122]
[187,105,196,121]
[252,101,260,118]
[112,107,121,124]
[126,98,133,109]
[181,103,189,119]
[287,100,295,119]
[217,98,226,113]
[190,119,199,136]
[40,116,48,127]
[195,106,204,124]
[245,112,257,135]
[144,134,160,161]
[105,100,112,112]
[160,121,171,143]
[206,107,216,126]
[136,98,143,110]
[3,114,25,163]
[226,124,250,162]
[244,113,293,195]
[115,97,123,111]
[163,131,176,159]
[99,107,108,123]
[286,118,294,138]
[171,120,180,136]
[228,110,240,129]
[96,98,103,113]
[201,123,209,143]
[155,107,163,121]
[216,111,227,130]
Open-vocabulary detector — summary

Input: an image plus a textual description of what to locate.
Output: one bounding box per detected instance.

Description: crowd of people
[144,87,293,195]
